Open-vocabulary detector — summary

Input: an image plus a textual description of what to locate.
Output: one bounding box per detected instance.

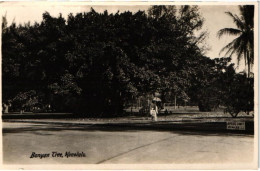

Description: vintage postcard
[0,1,258,170]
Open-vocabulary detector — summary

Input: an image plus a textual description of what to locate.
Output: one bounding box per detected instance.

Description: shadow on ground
[2,120,254,136]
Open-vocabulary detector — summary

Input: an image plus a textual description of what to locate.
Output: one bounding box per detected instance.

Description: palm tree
[217,5,254,77]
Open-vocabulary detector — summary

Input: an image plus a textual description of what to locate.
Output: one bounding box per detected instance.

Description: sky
[1,2,248,71]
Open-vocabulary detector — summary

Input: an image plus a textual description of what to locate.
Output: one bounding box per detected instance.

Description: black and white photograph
[0,2,258,170]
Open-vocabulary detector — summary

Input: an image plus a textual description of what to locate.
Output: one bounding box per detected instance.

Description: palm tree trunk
[247,52,251,78]
[245,50,250,78]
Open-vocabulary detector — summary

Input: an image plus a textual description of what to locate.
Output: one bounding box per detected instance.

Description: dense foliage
[2,5,254,117]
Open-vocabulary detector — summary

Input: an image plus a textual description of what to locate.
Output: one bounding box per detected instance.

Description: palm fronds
[218,5,254,77]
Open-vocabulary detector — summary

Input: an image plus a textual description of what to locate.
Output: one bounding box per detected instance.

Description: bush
[223,75,254,117]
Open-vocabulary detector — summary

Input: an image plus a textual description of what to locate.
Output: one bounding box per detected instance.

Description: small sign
[227,122,245,130]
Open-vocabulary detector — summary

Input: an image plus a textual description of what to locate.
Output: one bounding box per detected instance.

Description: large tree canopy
[2,5,253,116]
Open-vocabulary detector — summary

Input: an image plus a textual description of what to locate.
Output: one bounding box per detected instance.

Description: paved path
[3,122,254,164]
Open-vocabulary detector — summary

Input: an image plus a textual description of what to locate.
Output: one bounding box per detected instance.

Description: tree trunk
[246,50,251,78]
[174,95,176,109]
[248,57,250,78]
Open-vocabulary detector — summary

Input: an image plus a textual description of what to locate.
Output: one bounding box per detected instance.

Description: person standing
[150,101,158,121]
